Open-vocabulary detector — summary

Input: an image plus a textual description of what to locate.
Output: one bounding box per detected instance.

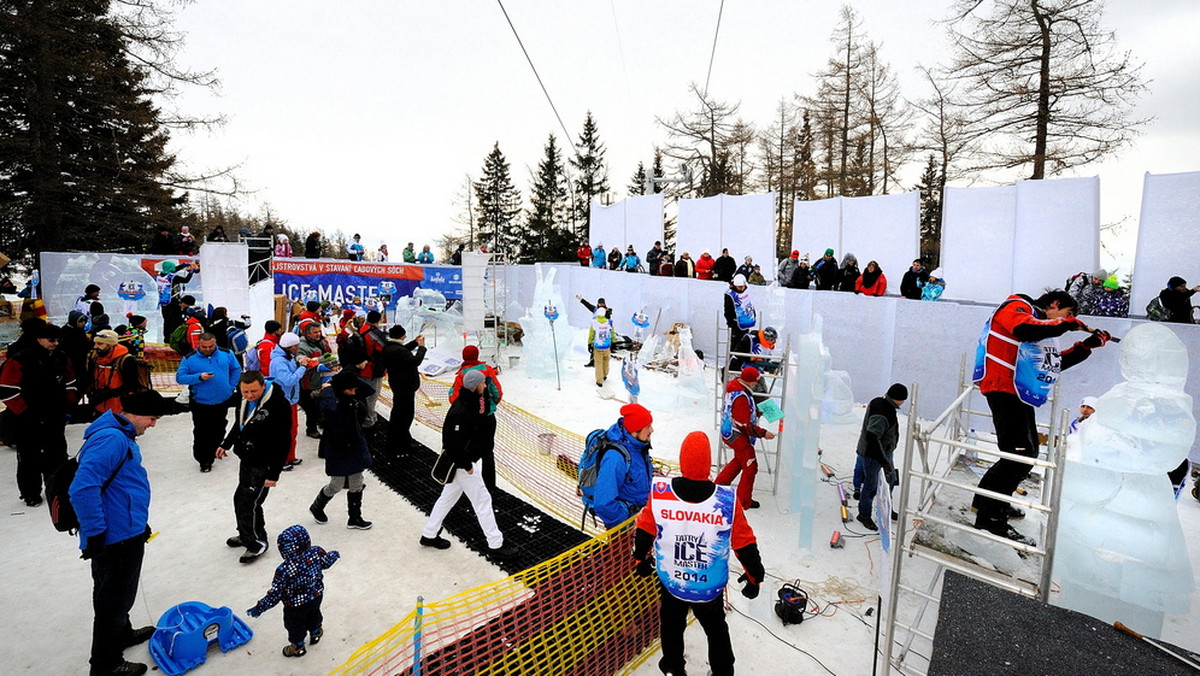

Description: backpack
[244,339,267,371]
[168,323,191,355]
[118,354,154,393]
[227,325,249,355]
[1146,296,1171,321]
[46,448,130,534]
[576,429,629,506]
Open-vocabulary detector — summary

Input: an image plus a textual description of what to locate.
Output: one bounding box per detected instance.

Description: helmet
[758,326,778,349]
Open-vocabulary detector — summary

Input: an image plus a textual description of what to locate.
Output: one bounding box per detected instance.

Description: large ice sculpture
[1054,323,1195,638]
[516,265,568,380]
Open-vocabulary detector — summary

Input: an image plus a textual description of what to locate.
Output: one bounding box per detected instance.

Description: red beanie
[679,431,712,480]
[462,345,480,361]
[739,366,761,384]
[620,403,653,433]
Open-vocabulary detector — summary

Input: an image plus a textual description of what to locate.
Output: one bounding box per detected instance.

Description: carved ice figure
[515,264,568,380]
[1054,323,1195,638]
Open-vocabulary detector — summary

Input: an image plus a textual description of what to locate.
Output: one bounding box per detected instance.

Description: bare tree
[658,83,747,197]
[804,5,867,196]
[857,42,910,194]
[944,0,1149,179]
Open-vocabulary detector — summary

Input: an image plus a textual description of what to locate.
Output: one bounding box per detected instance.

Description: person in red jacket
[715,367,775,509]
[973,290,1110,543]
[576,243,592,267]
[256,321,284,376]
[633,431,764,676]
[855,260,888,296]
[694,250,716,280]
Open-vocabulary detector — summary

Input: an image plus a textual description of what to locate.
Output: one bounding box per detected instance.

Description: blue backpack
[227,325,249,355]
[576,429,628,506]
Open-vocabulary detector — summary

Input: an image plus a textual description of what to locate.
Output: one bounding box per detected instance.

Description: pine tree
[473,142,522,261]
[651,150,665,194]
[569,112,609,241]
[628,162,648,197]
[916,154,943,267]
[525,134,572,262]
[795,110,819,202]
[0,0,219,258]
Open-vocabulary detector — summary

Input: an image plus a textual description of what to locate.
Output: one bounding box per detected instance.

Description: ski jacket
[269,344,307,405]
[921,279,945,302]
[694,254,715,280]
[812,257,838,290]
[382,338,426,394]
[318,386,373,476]
[855,272,887,296]
[900,268,928,300]
[591,419,653,528]
[221,383,292,480]
[577,245,592,265]
[1091,289,1129,318]
[441,388,487,469]
[855,396,900,471]
[1159,287,1196,324]
[712,255,736,283]
[250,525,339,613]
[592,247,607,268]
[977,295,1092,399]
[88,345,140,414]
[256,333,280,376]
[69,411,149,549]
[778,258,799,287]
[176,348,242,406]
[0,344,77,418]
[449,362,502,415]
[674,257,695,278]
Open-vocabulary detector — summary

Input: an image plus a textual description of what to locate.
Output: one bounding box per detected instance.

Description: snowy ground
[2,348,1199,675]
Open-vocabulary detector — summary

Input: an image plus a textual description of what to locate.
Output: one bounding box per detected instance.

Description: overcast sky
[167,1,1200,267]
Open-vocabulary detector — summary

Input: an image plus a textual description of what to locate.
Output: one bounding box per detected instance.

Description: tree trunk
[1032,0,1052,180]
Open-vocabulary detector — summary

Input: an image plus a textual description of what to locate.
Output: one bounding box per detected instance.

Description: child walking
[246,525,340,657]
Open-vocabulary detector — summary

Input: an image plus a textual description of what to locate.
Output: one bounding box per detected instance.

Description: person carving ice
[1054,323,1195,638]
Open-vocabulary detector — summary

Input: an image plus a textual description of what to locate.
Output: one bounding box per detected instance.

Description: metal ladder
[881,359,1071,675]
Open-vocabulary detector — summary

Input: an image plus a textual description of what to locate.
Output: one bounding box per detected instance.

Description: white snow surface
[2,353,1199,675]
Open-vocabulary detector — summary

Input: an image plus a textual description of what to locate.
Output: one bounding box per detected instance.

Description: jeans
[89,536,145,674]
[658,585,734,676]
[234,463,272,553]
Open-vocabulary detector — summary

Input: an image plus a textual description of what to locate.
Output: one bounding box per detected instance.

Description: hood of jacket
[277,524,312,560]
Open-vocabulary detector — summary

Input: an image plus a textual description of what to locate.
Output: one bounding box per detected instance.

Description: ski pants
[973,391,1038,524]
[657,585,734,676]
[715,435,757,508]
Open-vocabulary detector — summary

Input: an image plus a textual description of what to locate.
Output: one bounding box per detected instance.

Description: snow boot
[347,490,372,530]
[310,489,332,525]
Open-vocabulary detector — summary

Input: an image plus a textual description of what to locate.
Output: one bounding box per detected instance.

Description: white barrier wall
[676,195,723,262]
[588,200,625,253]
[502,265,1200,460]
[1131,171,1200,315]
[588,194,665,266]
[941,185,1017,302]
[792,197,841,259]
[841,191,921,287]
[676,193,777,281]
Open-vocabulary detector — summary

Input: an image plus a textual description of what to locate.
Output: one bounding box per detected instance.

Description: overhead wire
[703,0,726,96]
[608,0,632,100]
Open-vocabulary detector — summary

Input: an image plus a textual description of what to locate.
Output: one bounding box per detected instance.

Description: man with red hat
[633,431,764,676]
[588,403,655,529]
[716,366,775,509]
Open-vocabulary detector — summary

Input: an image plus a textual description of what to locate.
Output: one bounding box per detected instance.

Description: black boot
[310,489,333,525]
[347,490,372,530]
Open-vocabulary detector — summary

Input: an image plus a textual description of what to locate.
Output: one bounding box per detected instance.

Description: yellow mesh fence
[333,375,684,675]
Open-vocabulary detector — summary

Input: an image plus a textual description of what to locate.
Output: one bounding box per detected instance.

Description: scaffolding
[712,320,790,497]
[882,357,1072,675]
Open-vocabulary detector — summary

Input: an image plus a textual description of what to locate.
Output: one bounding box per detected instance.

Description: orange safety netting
[334,376,682,675]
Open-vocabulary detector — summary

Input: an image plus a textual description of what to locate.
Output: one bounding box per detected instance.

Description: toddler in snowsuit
[247,525,340,657]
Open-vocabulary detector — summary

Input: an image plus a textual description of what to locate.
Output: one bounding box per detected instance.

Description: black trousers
[973,391,1039,523]
[89,536,145,675]
[283,598,324,645]
[15,415,67,502]
[479,414,497,491]
[657,585,734,676]
[387,389,416,448]
[299,389,322,434]
[234,463,272,552]
[190,402,229,468]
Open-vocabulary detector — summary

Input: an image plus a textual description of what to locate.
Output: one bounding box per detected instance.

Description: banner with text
[272,260,462,308]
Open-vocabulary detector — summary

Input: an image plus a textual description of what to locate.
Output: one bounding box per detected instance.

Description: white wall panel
[1131,171,1200,315]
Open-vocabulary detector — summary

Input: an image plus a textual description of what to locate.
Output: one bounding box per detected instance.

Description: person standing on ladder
[716,367,775,510]
[972,290,1111,544]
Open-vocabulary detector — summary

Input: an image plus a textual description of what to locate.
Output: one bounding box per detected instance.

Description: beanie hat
[739,366,761,384]
[36,323,62,340]
[330,368,362,393]
[679,431,712,481]
[279,333,300,348]
[1169,276,1187,289]
[1081,396,1099,410]
[121,390,169,417]
[929,268,943,279]
[388,325,406,339]
[620,403,653,433]
[732,273,747,287]
[93,329,120,346]
[127,314,147,328]
[1092,268,1108,281]
[887,383,909,401]
[825,248,834,256]
[1103,275,1120,290]
[462,345,480,361]
[791,250,799,259]
[462,369,486,390]
[366,310,382,324]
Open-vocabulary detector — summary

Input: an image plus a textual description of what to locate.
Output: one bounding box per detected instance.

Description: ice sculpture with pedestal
[516,265,568,380]
[1054,323,1195,638]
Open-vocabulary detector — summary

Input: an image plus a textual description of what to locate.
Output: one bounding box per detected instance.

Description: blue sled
[149,601,254,675]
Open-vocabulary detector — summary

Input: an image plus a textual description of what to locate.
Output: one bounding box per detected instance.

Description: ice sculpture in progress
[1054,323,1195,638]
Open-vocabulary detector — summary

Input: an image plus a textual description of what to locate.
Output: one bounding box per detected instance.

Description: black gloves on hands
[738,573,760,599]
[634,557,654,577]
[81,535,105,561]
[1082,330,1111,349]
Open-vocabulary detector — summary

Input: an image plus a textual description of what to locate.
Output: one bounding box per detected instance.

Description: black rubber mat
[365,417,590,575]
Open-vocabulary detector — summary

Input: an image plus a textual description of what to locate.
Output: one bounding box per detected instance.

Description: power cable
[608,0,632,100]
[494,0,576,158]
[703,0,726,95]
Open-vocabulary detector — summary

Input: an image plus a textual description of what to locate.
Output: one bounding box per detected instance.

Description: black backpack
[46,448,130,534]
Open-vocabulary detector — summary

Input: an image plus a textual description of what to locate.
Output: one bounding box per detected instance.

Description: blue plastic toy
[149,601,254,675]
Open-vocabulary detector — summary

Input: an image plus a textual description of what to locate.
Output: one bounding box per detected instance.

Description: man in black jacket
[417,370,513,557]
[900,259,929,300]
[0,322,78,506]
[713,248,737,284]
[1160,276,1200,323]
[855,384,907,531]
[216,371,292,563]
[381,325,427,450]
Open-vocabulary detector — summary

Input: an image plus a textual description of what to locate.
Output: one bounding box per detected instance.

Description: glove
[246,607,261,618]
[635,557,654,578]
[738,573,760,599]
[81,535,105,561]
[1082,330,1111,349]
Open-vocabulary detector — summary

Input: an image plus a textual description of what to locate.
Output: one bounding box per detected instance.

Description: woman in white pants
[419,369,514,558]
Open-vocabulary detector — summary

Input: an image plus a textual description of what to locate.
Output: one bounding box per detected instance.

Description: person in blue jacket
[591,403,655,529]
[70,390,170,676]
[591,244,607,268]
[176,332,242,472]
[270,333,311,470]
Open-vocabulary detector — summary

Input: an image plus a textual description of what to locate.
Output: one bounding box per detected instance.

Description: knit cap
[887,383,908,402]
[620,403,653,433]
[679,431,712,481]
[463,369,485,390]
[279,333,300,348]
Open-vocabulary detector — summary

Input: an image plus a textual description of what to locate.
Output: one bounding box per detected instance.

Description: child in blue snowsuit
[247,525,340,657]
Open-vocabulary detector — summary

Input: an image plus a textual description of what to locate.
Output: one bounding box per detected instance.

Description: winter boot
[310,489,333,525]
[347,490,372,530]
